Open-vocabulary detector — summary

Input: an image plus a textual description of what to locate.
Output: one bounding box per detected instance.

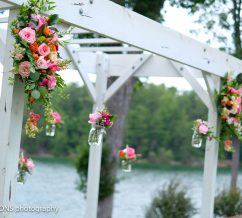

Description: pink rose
[18,27,36,44]
[198,124,208,134]
[19,61,30,78]
[37,15,47,30]
[48,63,58,72]
[228,87,240,95]
[88,112,102,124]
[15,53,24,61]
[51,112,61,123]
[26,159,35,171]
[38,43,50,56]
[125,147,136,159]
[47,76,56,90]
[36,56,49,69]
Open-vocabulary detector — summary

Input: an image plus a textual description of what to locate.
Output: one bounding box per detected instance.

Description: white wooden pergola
[1,1,242,218]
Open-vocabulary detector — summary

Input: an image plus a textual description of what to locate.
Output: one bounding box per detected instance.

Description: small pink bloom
[49,52,58,64]
[47,76,56,90]
[18,27,36,44]
[36,56,49,69]
[51,33,59,43]
[228,87,240,95]
[88,112,102,124]
[51,112,61,123]
[26,159,35,170]
[125,147,136,159]
[48,63,58,72]
[38,43,50,57]
[198,124,208,134]
[39,78,48,86]
[15,53,24,61]
[37,15,47,30]
[19,61,30,78]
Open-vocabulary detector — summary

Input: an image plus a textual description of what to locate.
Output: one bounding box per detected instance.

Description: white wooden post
[85,53,108,218]
[200,75,220,218]
[0,9,25,218]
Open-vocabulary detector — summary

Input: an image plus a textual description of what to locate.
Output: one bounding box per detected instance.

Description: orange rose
[118,150,125,157]
[32,52,39,60]
[13,28,20,34]
[30,42,39,53]
[43,27,51,36]
[48,42,57,52]
[224,140,233,152]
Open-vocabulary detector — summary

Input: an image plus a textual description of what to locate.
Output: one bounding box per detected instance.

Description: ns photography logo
[0,205,59,214]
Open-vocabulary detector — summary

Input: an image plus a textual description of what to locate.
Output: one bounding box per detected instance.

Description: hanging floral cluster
[118,146,137,172]
[88,109,116,146]
[218,73,242,152]
[10,0,70,138]
[191,119,217,148]
[17,150,35,184]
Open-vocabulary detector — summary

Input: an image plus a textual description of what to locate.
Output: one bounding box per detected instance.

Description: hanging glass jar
[191,131,202,148]
[122,160,132,172]
[46,124,56,137]
[17,171,26,184]
[88,126,106,146]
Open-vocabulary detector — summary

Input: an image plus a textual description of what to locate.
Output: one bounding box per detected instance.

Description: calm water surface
[14,161,242,218]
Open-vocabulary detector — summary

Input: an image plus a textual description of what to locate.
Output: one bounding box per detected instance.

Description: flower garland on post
[217,73,242,152]
[10,0,70,138]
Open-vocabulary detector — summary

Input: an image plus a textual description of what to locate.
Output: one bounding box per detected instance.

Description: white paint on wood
[70,38,118,45]
[0,17,8,23]
[104,54,152,102]
[0,10,24,218]
[66,46,97,102]
[77,46,142,53]
[85,53,108,218]
[0,1,14,9]
[200,76,220,218]
[171,61,210,108]
[2,0,242,76]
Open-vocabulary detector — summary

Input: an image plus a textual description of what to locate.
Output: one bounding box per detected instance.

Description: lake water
[13,161,242,218]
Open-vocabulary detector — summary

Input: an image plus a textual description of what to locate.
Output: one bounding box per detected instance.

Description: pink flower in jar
[26,159,35,171]
[198,123,208,134]
[88,112,102,124]
[51,112,61,124]
[19,61,30,78]
[47,76,57,90]
[36,56,49,69]
[18,27,36,44]
[38,43,50,57]
[124,147,136,159]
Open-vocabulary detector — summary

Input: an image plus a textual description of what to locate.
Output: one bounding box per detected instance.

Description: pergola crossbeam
[104,54,152,102]
[171,61,210,108]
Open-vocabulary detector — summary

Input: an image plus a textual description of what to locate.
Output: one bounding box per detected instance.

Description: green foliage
[75,143,117,201]
[145,180,196,218]
[214,188,242,217]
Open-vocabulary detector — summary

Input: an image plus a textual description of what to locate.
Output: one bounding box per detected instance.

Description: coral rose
[51,112,61,123]
[224,140,233,152]
[19,61,30,78]
[18,27,36,44]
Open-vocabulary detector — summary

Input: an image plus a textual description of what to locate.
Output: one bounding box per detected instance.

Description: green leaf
[37,36,46,43]
[38,86,48,96]
[30,72,40,82]
[31,90,40,100]
[48,14,59,26]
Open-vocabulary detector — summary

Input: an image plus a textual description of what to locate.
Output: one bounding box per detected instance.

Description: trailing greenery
[145,180,196,218]
[214,188,242,217]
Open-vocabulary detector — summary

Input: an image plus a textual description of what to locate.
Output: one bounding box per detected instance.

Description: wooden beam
[2,0,242,76]
[0,17,8,23]
[104,54,152,102]
[69,38,119,45]
[0,1,14,9]
[77,46,141,53]
[171,61,210,108]
[66,45,97,102]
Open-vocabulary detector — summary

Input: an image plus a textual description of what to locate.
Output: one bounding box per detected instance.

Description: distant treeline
[21,82,234,163]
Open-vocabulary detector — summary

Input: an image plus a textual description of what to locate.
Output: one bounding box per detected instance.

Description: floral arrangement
[88,109,116,128]
[88,109,116,146]
[10,0,70,138]
[118,146,137,172]
[192,119,217,148]
[17,150,35,184]
[217,73,242,152]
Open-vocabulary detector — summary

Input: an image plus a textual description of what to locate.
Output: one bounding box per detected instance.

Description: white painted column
[85,53,108,218]
[200,75,220,218]
[0,9,25,218]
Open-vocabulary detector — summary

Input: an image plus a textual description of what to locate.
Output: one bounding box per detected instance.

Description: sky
[0,3,221,91]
